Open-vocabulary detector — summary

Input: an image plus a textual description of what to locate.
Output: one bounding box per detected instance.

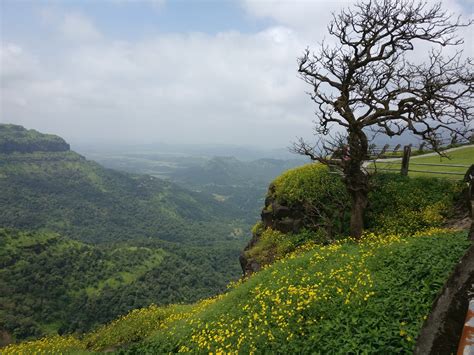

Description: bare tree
[293,0,473,238]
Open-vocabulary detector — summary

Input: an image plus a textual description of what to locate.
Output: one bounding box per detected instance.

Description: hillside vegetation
[0,124,249,342]
[242,163,463,270]
[4,229,470,353]
[0,124,69,153]
[0,228,163,340]
[0,149,244,245]
[1,125,471,352]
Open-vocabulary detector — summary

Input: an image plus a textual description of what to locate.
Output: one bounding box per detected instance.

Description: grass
[3,228,470,354]
[368,145,473,179]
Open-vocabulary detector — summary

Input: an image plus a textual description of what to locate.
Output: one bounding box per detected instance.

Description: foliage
[0,149,247,245]
[244,228,331,268]
[2,335,86,354]
[0,228,163,339]
[243,164,462,268]
[366,174,462,234]
[271,163,346,206]
[4,229,469,353]
[265,163,460,236]
[82,303,195,351]
[270,163,350,237]
[0,124,69,153]
[0,228,245,343]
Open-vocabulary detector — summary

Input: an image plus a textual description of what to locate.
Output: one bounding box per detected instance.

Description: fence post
[418,142,426,153]
[401,145,411,176]
[464,165,474,225]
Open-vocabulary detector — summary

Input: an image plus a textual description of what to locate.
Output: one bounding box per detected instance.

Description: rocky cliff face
[260,184,306,234]
[239,183,308,275]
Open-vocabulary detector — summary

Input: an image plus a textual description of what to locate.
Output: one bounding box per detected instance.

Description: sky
[1,0,472,148]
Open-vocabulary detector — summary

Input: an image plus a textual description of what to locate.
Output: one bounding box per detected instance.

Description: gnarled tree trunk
[349,189,368,238]
[345,129,369,239]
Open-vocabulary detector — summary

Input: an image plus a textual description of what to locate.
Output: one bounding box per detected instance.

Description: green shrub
[251,221,264,235]
[245,227,336,268]
[272,163,347,206]
[367,174,461,234]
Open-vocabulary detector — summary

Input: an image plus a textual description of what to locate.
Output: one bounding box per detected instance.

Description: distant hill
[0,124,69,153]
[77,148,306,222]
[0,124,244,245]
[171,156,304,187]
[170,157,305,220]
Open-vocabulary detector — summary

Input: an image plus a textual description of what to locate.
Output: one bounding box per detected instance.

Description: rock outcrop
[260,184,306,234]
[239,184,308,275]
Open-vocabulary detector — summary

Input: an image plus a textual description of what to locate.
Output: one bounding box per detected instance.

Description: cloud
[0,43,41,88]
[0,23,314,146]
[1,1,471,147]
[241,0,356,36]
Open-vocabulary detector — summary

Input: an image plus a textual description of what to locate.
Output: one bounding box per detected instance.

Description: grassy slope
[4,229,470,354]
[369,146,473,179]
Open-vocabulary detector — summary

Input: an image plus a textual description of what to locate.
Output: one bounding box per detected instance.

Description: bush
[367,174,461,234]
[272,163,347,207]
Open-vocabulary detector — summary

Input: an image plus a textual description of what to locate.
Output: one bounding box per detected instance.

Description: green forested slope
[0,149,245,245]
[0,124,249,343]
[0,228,163,339]
[0,124,69,153]
[0,228,244,342]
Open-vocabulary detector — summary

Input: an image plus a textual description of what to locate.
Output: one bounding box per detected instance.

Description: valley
[0,124,256,342]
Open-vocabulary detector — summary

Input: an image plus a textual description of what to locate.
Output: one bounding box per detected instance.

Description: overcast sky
[1,0,472,148]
